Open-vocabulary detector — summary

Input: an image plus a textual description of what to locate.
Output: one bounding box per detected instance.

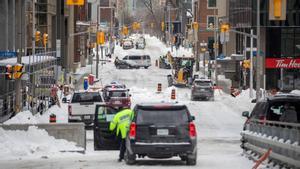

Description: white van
[122,55,151,69]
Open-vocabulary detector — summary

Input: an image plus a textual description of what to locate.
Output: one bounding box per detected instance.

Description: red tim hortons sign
[266,58,300,69]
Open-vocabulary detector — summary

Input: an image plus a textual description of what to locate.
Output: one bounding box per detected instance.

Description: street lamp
[200,41,207,77]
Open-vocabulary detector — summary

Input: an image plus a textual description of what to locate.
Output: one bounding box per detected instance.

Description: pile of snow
[290,90,300,95]
[0,126,82,160]
[5,105,68,124]
[171,46,193,58]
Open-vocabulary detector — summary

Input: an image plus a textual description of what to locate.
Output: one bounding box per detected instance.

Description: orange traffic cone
[171,89,176,100]
[157,83,162,93]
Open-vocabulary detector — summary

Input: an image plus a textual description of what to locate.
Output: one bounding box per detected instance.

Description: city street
[1,35,256,169]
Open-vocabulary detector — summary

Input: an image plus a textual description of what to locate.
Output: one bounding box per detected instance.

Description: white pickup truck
[68,90,104,125]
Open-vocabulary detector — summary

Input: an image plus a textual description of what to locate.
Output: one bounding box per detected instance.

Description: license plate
[114,101,121,104]
[157,129,169,136]
[200,89,205,91]
[84,115,90,119]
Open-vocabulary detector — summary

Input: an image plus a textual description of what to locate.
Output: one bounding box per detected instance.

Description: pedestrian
[109,107,134,162]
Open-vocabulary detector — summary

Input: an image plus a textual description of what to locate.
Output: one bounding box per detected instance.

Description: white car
[68,90,105,125]
[122,39,134,49]
[122,55,151,69]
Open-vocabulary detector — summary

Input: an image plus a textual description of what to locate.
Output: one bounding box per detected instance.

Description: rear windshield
[267,101,300,123]
[108,91,128,97]
[195,81,211,86]
[136,109,189,124]
[71,92,102,103]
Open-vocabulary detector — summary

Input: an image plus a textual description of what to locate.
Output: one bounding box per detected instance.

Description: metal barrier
[242,119,300,168]
[0,123,86,152]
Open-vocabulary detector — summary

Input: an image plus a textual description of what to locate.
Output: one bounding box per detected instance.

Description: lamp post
[200,41,208,77]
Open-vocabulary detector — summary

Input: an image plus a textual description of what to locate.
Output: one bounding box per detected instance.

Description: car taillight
[129,122,136,140]
[68,105,72,115]
[189,122,196,138]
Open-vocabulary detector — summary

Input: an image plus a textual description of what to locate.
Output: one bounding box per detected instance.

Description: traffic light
[43,33,48,47]
[192,22,199,31]
[273,0,282,18]
[97,31,105,45]
[161,22,165,31]
[242,60,251,69]
[13,63,24,79]
[35,31,41,42]
[5,65,13,80]
[66,0,84,5]
[122,26,128,36]
[221,24,230,33]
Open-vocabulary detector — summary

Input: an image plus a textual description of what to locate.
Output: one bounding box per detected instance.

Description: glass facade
[229,0,300,90]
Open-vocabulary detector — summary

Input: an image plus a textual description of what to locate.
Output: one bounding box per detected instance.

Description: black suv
[125,103,197,165]
[241,94,300,147]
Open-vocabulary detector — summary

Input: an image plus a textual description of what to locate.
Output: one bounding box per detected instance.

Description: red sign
[266,58,300,69]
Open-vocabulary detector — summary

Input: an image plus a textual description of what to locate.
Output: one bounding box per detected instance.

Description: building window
[207,16,216,29]
[207,0,216,8]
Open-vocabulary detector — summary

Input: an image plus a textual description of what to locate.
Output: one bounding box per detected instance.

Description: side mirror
[242,111,250,118]
[191,116,195,121]
[251,99,256,103]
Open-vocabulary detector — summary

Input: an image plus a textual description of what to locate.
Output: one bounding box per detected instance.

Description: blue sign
[0,51,17,58]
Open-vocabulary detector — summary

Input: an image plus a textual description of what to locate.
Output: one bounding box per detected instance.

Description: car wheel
[180,155,187,161]
[186,152,197,166]
[144,66,148,69]
[125,148,136,165]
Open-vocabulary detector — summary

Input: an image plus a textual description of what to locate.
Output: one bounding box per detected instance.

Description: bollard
[171,89,176,100]
[49,113,56,123]
[157,83,162,93]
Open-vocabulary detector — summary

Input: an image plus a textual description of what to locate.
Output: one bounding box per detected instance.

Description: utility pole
[214,8,219,86]
[15,0,24,113]
[256,0,261,99]
[250,29,254,98]
[96,5,99,79]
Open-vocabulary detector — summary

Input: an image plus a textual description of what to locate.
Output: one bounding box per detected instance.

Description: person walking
[109,108,134,162]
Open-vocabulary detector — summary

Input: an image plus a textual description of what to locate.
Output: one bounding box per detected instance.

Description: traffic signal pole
[256,0,262,100]
[96,5,99,79]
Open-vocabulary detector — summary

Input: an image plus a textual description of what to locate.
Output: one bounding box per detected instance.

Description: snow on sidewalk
[0,126,83,160]
[4,105,68,124]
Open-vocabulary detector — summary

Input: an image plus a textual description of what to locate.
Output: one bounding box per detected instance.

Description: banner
[266,58,300,69]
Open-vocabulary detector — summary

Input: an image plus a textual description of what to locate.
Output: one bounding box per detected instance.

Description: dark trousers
[119,138,126,159]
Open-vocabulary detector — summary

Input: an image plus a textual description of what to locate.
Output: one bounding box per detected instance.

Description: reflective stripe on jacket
[109,109,134,139]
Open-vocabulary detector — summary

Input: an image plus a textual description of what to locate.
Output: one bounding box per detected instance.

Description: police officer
[109,107,134,162]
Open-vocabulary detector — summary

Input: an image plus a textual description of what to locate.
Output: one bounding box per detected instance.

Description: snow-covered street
[0,35,257,169]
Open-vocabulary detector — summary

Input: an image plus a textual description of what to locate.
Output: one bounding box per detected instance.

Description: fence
[0,51,58,122]
[241,119,300,168]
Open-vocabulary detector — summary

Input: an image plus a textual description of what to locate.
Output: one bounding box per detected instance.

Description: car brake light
[129,122,136,140]
[189,122,196,138]
[68,105,72,116]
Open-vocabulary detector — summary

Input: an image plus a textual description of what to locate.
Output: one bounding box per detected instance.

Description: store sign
[266,58,300,69]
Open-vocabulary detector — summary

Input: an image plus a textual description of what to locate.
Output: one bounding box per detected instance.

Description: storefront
[266,58,300,90]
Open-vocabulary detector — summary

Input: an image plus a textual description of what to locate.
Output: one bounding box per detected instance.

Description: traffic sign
[0,51,17,58]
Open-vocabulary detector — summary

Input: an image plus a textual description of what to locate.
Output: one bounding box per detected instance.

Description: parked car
[241,93,300,148]
[103,88,131,109]
[68,90,104,125]
[135,37,146,49]
[125,102,197,165]
[122,55,151,69]
[191,78,214,101]
[123,39,134,50]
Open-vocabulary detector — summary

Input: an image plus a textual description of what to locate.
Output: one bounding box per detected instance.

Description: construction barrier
[49,114,56,123]
[231,89,241,97]
[171,89,176,100]
[241,119,300,168]
[157,83,162,93]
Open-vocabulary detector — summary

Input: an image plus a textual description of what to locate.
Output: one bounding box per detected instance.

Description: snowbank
[0,126,82,160]
[291,90,300,95]
[5,105,68,124]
